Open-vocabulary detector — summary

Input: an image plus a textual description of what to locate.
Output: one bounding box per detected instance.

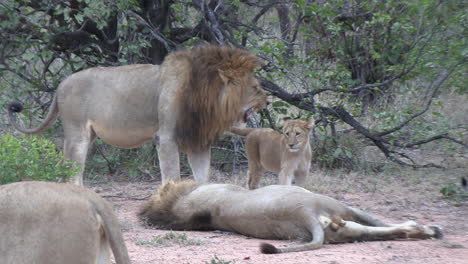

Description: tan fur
[139,181,442,254]
[0,181,130,264]
[230,118,314,189]
[8,45,267,185]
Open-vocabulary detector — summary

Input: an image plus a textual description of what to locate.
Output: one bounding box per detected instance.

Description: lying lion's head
[282,117,314,152]
[139,181,200,229]
[174,45,267,153]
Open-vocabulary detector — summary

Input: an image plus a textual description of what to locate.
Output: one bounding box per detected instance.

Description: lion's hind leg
[326,218,442,243]
[349,207,436,230]
[62,122,96,185]
[349,207,393,227]
[247,166,264,190]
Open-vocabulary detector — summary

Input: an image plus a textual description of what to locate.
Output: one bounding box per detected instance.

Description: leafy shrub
[0,133,78,184]
[312,131,356,170]
[440,183,468,199]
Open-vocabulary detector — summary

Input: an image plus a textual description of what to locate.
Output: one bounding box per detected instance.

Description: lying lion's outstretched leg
[157,137,180,182]
[349,207,393,227]
[350,207,423,228]
[326,219,442,243]
[261,217,325,254]
[187,149,211,183]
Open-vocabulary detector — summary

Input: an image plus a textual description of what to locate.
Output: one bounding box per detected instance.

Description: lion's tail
[260,240,323,254]
[230,126,256,137]
[8,95,59,134]
[91,199,131,264]
[260,221,324,254]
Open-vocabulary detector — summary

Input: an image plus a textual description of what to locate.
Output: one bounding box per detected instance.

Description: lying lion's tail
[260,220,325,254]
[230,126,256,137]
[8,95,59,134]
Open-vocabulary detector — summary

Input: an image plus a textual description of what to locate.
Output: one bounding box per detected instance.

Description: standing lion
[230,117,314,189]
[8,45,267,185]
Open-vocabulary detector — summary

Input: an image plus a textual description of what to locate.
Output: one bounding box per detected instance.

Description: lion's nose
[289,144,295,148]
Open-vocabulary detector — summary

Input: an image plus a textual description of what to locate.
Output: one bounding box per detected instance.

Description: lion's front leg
[278,170,294,185]
[293,169,308,186]
[187,149,211,183]
[156,137,181,182]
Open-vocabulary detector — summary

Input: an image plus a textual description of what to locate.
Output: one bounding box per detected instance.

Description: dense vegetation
[0,0,466,180]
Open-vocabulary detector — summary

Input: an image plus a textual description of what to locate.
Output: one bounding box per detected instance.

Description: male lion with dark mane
[8,45,266,185]
[139,181,442,254]
[0,181,130,264]
[230,117,314,189]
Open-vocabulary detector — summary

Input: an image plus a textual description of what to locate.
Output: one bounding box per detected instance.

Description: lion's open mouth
[243,108,255,122]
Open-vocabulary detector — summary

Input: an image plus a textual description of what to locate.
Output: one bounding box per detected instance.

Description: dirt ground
[89,168,468,264]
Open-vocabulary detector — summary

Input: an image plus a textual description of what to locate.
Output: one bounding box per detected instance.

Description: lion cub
[231,117,313,189]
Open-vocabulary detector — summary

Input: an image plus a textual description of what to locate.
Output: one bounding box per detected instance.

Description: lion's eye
[297,132,301,136]
[285,132,290,136]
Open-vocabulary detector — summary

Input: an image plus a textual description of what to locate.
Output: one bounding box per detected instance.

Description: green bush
[0,134,78,184]
[312,132,356,170]
[440,183,468,199]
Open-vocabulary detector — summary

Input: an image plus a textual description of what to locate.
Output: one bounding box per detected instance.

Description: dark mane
[172,45,259,152]
[139,181,200,229]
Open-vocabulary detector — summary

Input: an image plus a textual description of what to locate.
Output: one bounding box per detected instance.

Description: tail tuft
[8,102,23,113]
[431,226,443,239]
[260,243,280,254]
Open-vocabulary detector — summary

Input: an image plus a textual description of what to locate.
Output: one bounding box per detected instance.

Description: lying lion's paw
[429,225,443,239]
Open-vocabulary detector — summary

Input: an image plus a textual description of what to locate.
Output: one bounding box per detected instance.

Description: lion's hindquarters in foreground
[139,181,442,254]
[0,181,130,264]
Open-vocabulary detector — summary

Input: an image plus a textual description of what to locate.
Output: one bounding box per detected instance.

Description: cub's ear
[307,117,314,128]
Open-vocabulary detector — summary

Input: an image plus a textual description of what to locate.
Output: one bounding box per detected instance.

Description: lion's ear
[218,69,235,85]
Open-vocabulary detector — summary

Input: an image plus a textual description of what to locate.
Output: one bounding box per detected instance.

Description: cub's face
[282,118,314,152]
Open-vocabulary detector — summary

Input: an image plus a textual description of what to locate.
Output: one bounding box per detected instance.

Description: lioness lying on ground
[0,181,130,264]
[230,117,314,189]
[139,181,442,254]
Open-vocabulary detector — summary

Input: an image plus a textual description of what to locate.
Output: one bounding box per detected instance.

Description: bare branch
[127,10,173,53]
